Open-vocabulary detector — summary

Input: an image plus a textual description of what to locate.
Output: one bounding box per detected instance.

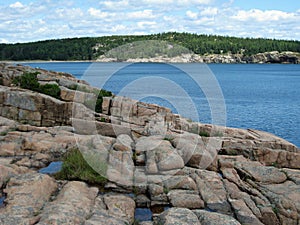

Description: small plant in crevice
[100,117,106,123]
[163,137,174,142]
[54,148,107,186]
[132,151,138,162]
[69,83,113,113]
[272,205,279,215]
[0,127,17,136]
[199,131,210,137]
[271,162,279,168]
[163,187,169,194]
[0,131,8,136]
[94,89,113,113]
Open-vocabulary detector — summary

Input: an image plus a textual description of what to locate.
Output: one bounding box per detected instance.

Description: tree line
[0,32,299,61]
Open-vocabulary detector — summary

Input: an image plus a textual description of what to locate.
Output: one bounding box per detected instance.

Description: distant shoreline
[1,51,300,64]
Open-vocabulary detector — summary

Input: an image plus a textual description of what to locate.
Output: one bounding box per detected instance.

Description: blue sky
[0,0,299,43]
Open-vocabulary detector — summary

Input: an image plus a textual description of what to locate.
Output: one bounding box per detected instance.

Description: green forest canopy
[0,32,299,61]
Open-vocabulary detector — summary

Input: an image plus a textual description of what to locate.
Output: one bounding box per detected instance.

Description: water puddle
[0,196,5,208]
[135,208,153,221]
[135,205,171,222]
[39,161,63,174]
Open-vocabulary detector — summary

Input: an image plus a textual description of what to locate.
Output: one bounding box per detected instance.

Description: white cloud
[88,7,109,18]
[199,7,218,16]
[142,0,212,6]
[101,0,129,9]
[232,9,296,22]
[0,0,300,43]
[142,0,174,5]
[111,24,127,32]
[54,8,84,19]
[137,21,157,29]
[186,10,198,19]
[9,1,24,8]
[127,9,156,19]
[181,0,213,5]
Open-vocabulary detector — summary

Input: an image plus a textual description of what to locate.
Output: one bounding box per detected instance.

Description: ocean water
[22,62,300,147]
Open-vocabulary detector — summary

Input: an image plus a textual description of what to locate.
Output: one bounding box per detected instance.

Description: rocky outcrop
[0,63,299,225]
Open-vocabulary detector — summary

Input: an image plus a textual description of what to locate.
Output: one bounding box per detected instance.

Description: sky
[0,0,299,43]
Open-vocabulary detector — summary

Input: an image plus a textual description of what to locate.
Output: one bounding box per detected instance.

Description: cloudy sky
[0,0,299,43]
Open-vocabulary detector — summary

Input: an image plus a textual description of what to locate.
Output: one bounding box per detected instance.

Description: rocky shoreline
[0,63,300,224]
[97,51,300,64]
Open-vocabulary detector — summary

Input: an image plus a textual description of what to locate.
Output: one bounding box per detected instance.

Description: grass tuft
[54,148,107,186]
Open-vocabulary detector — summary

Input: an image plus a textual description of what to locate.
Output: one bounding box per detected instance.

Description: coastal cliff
[0,63,299,225]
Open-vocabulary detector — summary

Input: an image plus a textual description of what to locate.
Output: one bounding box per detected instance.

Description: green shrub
[13,71,61,99]
[55,148,107,186]
[39,83,61,98]
[13,72,40,91]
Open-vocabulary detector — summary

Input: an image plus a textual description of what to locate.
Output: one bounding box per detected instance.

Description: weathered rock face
[0,63,299,225]
[0,86,72,126]
[0,173,57,225]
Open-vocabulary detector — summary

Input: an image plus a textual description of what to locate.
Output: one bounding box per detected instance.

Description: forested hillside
[0,32,299,61]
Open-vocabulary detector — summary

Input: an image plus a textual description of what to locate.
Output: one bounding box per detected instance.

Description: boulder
[156,207,200,225]
[145,140,184,174]
[234,161,287,184]
[193,210,241,225]
[103,193,136,224]
[38,181,98,225]
[113,134,134,152]
[163,175,197,191]
[188,168,232,214]
[230,199,264,225]
[148,183,168,203]
[0,173,57,224]
[258,181,300,225]
[167,190,204,209]
[107,149,134,186]
[282,168,300,185]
